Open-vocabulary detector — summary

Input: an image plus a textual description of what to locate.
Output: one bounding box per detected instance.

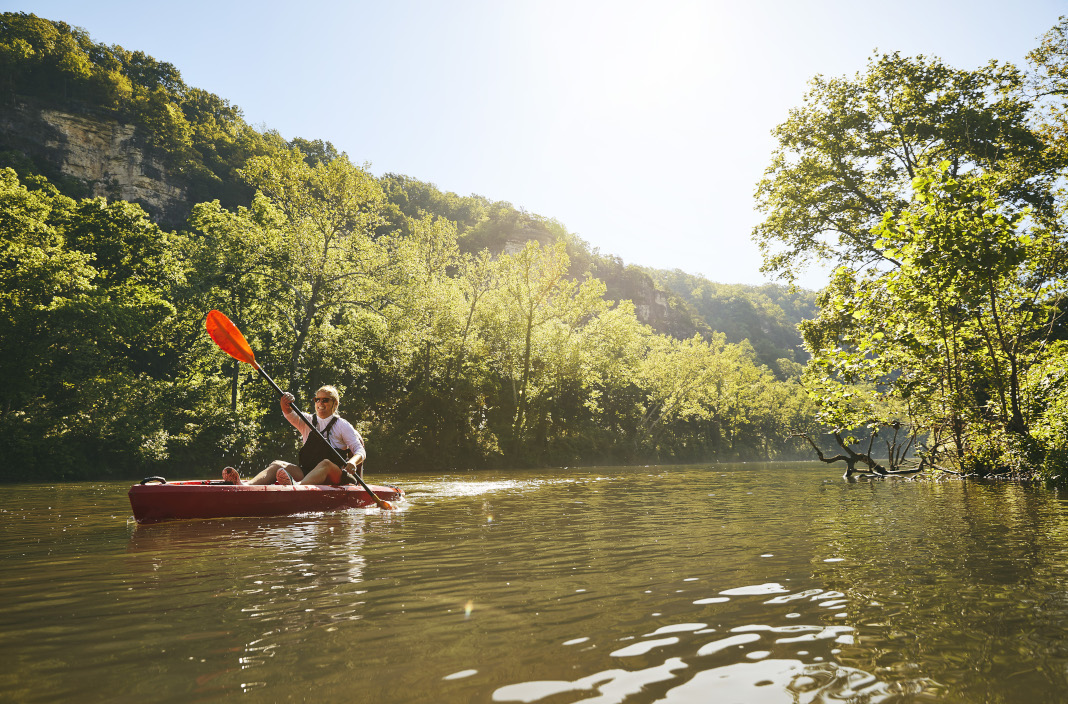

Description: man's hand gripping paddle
[205,310,393,509]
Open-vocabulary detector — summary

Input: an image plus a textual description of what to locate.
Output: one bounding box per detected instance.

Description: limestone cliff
[0,100,188,225]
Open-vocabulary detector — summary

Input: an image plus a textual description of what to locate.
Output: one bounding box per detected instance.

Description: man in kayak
[222,385,366,485]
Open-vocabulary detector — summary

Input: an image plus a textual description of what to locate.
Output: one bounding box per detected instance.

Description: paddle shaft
[252,363,385,506]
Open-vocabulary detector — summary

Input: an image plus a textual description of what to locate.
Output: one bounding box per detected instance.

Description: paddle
[205,309,394,509]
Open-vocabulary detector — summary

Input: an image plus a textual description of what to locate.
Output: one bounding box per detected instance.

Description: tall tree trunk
[512,310,535,457]
[986,278,1027,435]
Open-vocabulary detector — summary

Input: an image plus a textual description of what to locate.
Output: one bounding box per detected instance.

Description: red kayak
[129,477,404,523]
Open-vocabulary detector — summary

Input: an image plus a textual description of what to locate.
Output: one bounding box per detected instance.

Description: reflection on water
[490,578,933,704]
[493,659,930,704]
[1,467,1067,702]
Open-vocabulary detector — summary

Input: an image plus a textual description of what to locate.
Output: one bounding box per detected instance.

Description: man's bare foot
[275,468,293,485]
[222,467,242,485]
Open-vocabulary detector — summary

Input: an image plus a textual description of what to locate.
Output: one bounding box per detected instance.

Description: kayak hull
[128,480,404,523]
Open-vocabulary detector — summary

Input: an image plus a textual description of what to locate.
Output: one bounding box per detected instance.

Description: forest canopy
[0,13,819,480]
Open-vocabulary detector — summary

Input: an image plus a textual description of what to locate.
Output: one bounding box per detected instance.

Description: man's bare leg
[299,460,341,485]
[300,459,364,485]
[245,460,304,485]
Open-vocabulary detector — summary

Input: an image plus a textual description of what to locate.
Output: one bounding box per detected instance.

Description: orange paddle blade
[206,310,258,367]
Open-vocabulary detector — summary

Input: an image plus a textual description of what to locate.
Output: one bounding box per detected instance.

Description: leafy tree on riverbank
[0,168,200,477]
[756,20,1068,478]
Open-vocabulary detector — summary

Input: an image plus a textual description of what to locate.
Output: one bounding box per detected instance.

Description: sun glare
[515,1,727,121]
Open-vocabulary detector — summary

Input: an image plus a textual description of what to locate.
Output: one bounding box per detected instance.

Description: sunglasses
[314,397,335,404]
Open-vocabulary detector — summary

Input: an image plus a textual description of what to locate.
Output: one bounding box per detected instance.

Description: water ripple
[5,467,1068,702]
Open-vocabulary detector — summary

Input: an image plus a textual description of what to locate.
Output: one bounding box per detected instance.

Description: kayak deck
[129,479,404,523]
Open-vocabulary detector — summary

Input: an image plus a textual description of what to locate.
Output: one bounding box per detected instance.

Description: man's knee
[268,460,304,481]
[312,461,342,484]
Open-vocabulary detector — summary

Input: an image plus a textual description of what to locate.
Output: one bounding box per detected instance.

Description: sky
[11,0,1068,289]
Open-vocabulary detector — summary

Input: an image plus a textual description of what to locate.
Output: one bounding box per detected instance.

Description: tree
[237,147,388,390]
[488,240,574,459]
[0,169,92,441]
[186,193,283,412]
[753,52,1055,284]
[0,169,196,479]
[1028,16,1068,162]
[632,334,723,456]
[753,38,1068,475]
[799,165,1068,473]
[374,213,468,463]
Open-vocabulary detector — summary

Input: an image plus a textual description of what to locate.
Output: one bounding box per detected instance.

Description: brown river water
[2,463,1068,703]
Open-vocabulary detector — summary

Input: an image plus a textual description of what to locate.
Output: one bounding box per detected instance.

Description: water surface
[2,464,1067,703]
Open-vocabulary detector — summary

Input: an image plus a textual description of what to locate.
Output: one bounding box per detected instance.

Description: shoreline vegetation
[3,12,1068,482]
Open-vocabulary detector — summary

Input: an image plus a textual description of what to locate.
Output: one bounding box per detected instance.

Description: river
[2,463,1067,703]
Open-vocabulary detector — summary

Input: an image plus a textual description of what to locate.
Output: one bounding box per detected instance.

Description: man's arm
[337,423,366,476]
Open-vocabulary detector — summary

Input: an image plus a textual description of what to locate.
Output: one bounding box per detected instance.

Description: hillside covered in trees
[0,13,819,480]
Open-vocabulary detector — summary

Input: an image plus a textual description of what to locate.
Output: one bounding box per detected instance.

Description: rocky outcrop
[501,224,555,255]
[613,270,702,338]
[0,100,187,225]
[634,285,669,325]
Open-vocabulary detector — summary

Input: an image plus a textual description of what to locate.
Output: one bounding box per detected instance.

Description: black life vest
[298,415,354,471]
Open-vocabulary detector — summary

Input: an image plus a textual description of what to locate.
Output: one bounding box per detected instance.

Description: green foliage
[754,51,1056,285]
[0,167,211,479]
[0,18,825,480]
[647,268,816,373]
[236,147,388,388]
[0,156,819,479]
[759,42,1068,477]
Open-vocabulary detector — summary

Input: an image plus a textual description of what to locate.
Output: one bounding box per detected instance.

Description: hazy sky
[12,0,1067,288]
